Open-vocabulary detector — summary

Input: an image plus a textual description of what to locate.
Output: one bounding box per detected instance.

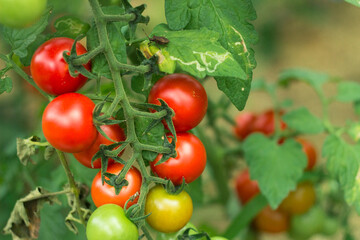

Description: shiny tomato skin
[279,181,316,215]
[91,163,142,208]
[296,138,317,171]
[252,110,286,136]
[42,93,97,153]
[235,169,260,204]
[73,123,126,168]
[234,112,257,140]
[30,37,91,95]
[86,204,138,240]
[150,132,207,185]
[145,185,193,233]
[253,206,289,233]
[148,73,208,132]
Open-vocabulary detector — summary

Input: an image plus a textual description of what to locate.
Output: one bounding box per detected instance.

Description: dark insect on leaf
[149,35,169,45]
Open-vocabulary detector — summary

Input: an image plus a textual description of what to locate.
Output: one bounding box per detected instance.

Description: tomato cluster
[233,110,323,236]
[30,36,141,238]
[144,73,208,233]
[234,110,317,171]
[235,169,317,234]
[148,73,208,186]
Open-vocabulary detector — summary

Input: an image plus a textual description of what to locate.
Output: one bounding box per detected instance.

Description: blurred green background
[1,0,360,239]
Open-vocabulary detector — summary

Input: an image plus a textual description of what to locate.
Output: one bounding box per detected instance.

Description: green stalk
[223,194,267,239]
[56,150,85,225]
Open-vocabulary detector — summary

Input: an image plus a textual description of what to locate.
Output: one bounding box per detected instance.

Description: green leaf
[165,0,257,74]
[345,0,360,7]
[53,16,90,39]
[336,81,360,102]
[0,77,13,94]
[244,134,307,208]
[151,24,246,79]
[87,6,127,79]
[322,135,360,213]
[19,34,48,66]
[0,8,50,58]
[151,24,249,110]
[134,117,165,162]
[165,0,257,110]
[278,68,329,91]
[186,176,204,207]
[282,107,324,134]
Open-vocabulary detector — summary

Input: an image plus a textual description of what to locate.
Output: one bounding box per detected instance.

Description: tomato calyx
[163,178,186,195]
[179,228,211,240]
[153,134,177,166]
[62,35,95,79]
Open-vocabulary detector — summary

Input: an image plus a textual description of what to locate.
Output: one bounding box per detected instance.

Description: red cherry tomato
[234,112,257,140]
[91,163,142,208]
[42,93,98,153]
[252,110,286,136]
[296,138,317,171]
[150,132,207,185]
[31,37,91,95]
[148,73,208,132]
[73,122,126,168]
[279,181,316,215]
[235,169,260,204]
[253,206,289,233]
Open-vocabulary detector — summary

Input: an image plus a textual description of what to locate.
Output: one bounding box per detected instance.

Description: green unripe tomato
[0,0,47,28]
[211,237,229,240]
[86,204,138,240]
[156,222,198,240]
[289,206,326,240]
[321,217,339,236]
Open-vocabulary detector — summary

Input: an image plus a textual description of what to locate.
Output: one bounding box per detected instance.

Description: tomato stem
[103,13,136,22]
[0,53,51,101]
[56,150,85,225]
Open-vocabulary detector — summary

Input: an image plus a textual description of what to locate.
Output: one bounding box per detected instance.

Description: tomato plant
[150,132,207,185]
[148,73,208,132]
[42,92,98,153]
[253,206,289,233]
[235,169,260,204]
[145,185,193,233]
[86,204,138,240]
[2,0,360,240]
[279,181,316,215]
[73,121,125,168]
[91,163,142,208]
[0,0,47,28]
[30,37,91,95]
